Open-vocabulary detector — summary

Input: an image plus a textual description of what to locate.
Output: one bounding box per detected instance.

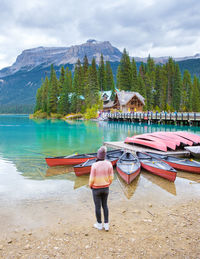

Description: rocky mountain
[0,40,122,78]
[0,39,200,113]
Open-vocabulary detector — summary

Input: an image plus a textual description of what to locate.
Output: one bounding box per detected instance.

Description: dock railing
[105,112,200,125]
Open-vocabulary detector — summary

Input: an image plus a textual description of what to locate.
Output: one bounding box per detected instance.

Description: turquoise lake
[0,115,200,205]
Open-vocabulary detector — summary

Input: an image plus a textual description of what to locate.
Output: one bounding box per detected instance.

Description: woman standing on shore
[89,146,114,231]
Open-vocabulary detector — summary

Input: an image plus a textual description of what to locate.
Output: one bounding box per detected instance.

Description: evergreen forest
[34,50,200,116]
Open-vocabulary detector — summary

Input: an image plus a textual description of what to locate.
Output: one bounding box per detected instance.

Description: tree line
[34,54,115,115]
[117,49,200,112]
[35,49,200,115]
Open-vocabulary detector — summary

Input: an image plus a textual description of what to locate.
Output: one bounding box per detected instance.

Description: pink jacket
[89,160,114,189]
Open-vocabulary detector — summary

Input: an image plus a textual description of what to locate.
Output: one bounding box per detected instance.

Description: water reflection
[73,174,89,189]
[46,165,74,177]
[177,171,200,183]
[45,166,89,190]
[116,170,140,199]
[142,171,177,196]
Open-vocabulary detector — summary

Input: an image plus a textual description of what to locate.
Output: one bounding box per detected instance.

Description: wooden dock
[104,141,190,157]
[105,112,200,126]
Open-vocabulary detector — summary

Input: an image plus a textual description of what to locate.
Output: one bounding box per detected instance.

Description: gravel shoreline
[0,197,199,259]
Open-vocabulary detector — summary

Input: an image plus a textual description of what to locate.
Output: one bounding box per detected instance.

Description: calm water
[0,115,200,205]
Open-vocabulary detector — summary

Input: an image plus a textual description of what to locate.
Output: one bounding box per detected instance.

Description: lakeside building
[103,90,145,112]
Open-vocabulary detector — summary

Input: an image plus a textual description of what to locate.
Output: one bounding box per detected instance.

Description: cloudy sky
[0,0,200,69]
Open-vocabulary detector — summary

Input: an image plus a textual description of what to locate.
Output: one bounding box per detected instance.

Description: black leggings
[92,187,109,224]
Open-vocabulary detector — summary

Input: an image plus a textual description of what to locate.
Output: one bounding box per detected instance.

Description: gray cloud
[0,0,200,68]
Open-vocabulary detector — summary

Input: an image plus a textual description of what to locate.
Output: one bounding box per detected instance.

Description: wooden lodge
[103,90,145,112]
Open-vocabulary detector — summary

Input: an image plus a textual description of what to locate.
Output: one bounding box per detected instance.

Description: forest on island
[34,49,200,117]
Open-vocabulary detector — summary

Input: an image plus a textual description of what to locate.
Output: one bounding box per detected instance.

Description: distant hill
[0,39,200,113]
[176,58,200,78]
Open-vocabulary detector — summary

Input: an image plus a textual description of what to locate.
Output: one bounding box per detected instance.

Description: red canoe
[134,134,176,150]
[73,156,118,176]
[116,152,141,184]
[45,152,97,167]
[160,132,193,146]
[146,152,200,174]
[125,136,167,152]
[175,131,200,145]
[150,132,181,146]
[45,149,122,167]
[136,152,177,182]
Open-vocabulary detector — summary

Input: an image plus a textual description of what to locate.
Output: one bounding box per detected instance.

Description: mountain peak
[86,39,98,43]
[0,40,122,77]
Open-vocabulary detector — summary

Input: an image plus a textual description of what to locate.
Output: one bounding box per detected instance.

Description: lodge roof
[103,100,114,108]
[116,91,145,106]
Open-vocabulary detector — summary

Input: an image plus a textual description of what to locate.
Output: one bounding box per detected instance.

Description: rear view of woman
[89,146,114,231]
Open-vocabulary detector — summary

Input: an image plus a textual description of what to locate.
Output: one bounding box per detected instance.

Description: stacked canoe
[125,131,200,152]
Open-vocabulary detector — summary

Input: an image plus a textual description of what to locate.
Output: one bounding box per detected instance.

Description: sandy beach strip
[0,196,199,259]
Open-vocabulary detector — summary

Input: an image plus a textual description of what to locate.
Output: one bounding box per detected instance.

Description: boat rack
[104,141,190,158]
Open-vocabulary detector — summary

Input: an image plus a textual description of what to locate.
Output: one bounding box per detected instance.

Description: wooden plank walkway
[104,141,190,157]
[105,112,200,126]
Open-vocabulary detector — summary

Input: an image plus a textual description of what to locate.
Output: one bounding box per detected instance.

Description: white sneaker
[104,223,109,231]
[94,223,103,230]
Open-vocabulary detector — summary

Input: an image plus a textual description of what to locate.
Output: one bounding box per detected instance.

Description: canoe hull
[125,137,167,152]
[46,157,95,167]
[134,134,176,150]
[140,162,176,182]
[162,161,200,174]
[116,166,140,184]
[176,131,200,144]
[146,151,200,174]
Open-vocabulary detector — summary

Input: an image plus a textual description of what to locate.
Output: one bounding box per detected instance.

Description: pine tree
[154,66,162,109]
[87,58,99,107]
[191,76,200,111]
[182,70,192,111]
[138,73,146,100]
[82,55,89,110]
[144,73,153,110]
[41,76,49,112]
[58,67,71,115]
[105,61,115,91]
[83,55,89,75]
[71,59,83,113]
[118,49,132,91]
[172,64,182,111]
[139,62,146,80]
[165,57,175,108]
[47,64,58,114]
[35,87,43,112]
[58,66,65,94]
[146,55,155,74]
[131,58,138,92]
[98,54,106,91]
[146,55,155,110]
[159,64,168,110]
[116,65,121,89]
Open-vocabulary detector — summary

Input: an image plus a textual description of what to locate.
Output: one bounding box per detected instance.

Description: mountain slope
[0,39,200,113]
[0,40,122,78]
